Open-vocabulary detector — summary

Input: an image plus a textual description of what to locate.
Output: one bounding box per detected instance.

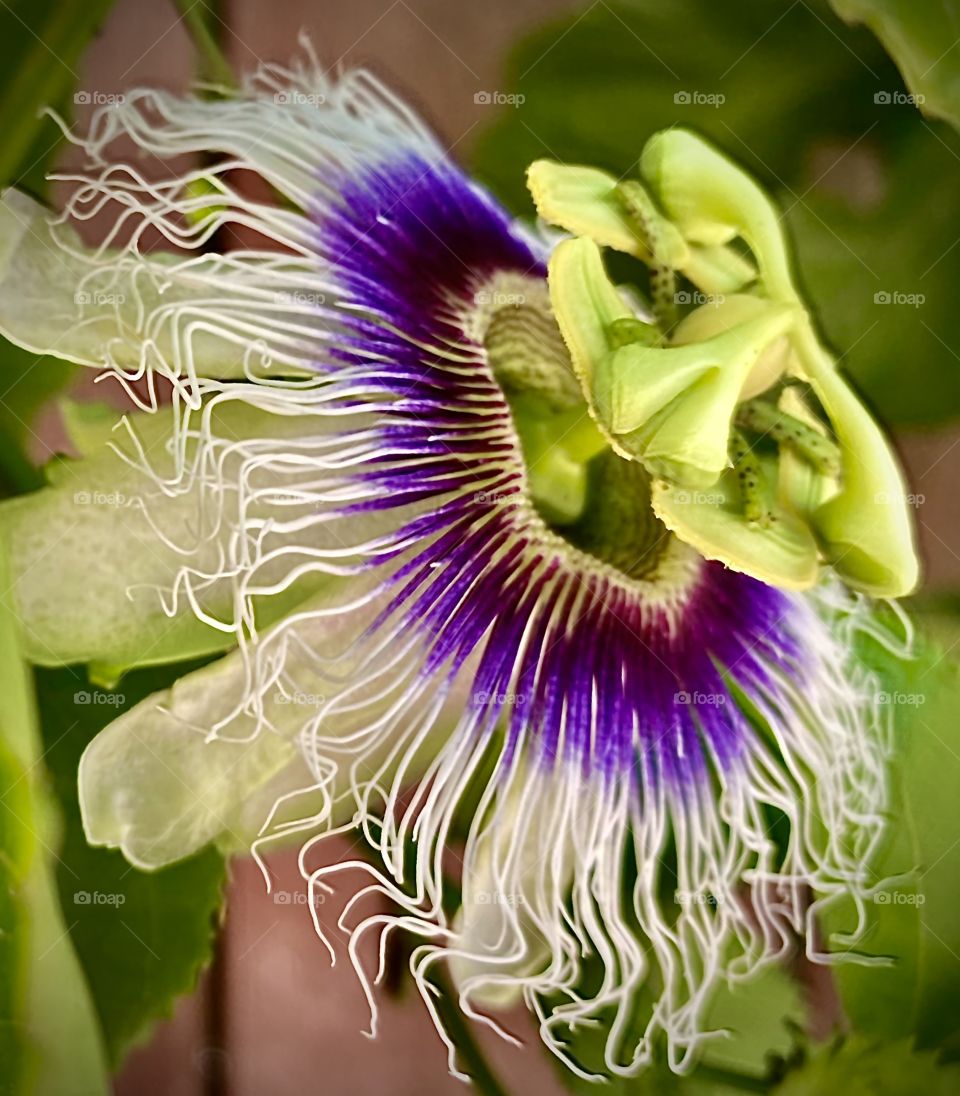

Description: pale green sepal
[0,188,308,380]
[0,401,337,669]
[78,649,308,870]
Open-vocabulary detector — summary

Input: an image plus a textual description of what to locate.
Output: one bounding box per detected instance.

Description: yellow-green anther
[651,459,820,591]
[527,160,646,256]
[639,130,794,301]
[729,429,771,525]
[593,302,798,488]
[548,236,636,392]
[550,237,797,488]
[608,317,658,350]
[526,159,756,296]
[474,274,608,525]
[735,398,842,478]
[670,294,794,401]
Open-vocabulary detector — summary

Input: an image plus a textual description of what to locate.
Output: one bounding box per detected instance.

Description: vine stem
[173,0,236,88]
[431,968,513,1096]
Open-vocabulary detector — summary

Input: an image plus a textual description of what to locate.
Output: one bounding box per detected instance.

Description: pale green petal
[0,402,332,670]
[0,189,311,380]
[78,581,378,869]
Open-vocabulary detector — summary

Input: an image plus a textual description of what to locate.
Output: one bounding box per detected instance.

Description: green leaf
[830,0,960,133]
[0,542,108,1094]
[541,959,803,1093]
[0,342,77,495]
[773,1037,960,1094]
[34,662,227,1067]
[471,0,960,427]
[0,0,116,192]
[700,966,805,1080]
[0,0,120,497]
[821,620,960,1051]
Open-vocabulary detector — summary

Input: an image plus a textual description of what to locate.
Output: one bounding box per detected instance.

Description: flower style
[0,57,918,1081]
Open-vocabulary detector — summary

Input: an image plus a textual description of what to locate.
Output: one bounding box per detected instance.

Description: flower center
[472,273,670,580]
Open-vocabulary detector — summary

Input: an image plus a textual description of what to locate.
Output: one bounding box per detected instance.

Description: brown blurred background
[45,1,960,1093]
